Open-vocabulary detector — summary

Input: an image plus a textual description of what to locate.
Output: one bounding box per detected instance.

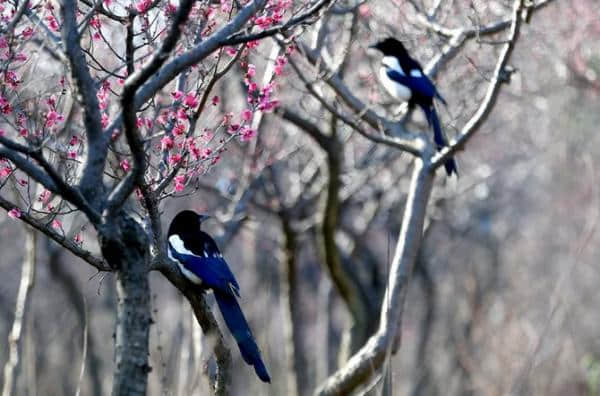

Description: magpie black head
[168,210,210,236]
[369,37,408,57]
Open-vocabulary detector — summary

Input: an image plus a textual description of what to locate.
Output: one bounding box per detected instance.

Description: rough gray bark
[99,216,151,396]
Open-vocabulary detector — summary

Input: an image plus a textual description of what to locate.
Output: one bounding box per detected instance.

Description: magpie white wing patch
[169,235,195,256]
[379,67,412,102]
[382,56,405,76]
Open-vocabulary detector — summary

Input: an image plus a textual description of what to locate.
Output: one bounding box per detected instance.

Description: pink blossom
[90,16,101,29]
[20,27,34,40]
[225,47,237,56]
[274,55,287,75]
[46,95,57,108]
[19,128,28,137]
[176,108,187,120]
[171,90,184,100]
[168,153,182,165]
[45,110,64,127]
[165,1,177,14]
[101,113,109,128]
[51,219,62,229]
[247,82,258,92]
[69,135,79,146]
[7,208,21,219]
[246,64,256,78]
[174,175,185,192]
[0,167,11,178]
[241,109,253,121]
[229,123,240,133]
[46,15,59,32]
[183,93,198,108]
[120,159,131,172]
[247,40,260,49]
[93,32,101,41]
[68,151,77,159]
[173,123,186,136]
[254,15,273,29]
[136,0,152,13]
[4,70,19,88]
[38,189,51,204]
[18,179,27,186]
[74,233,83,244]
[211,96,220,106]
[160,136,174,151]
[240,126,256,142]
[358,4,372,18]
[0,37,7,49]
[14,52,27,62]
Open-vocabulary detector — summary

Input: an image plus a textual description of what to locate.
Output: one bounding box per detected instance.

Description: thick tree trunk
[99,215,151,396]
[112,260,151,396]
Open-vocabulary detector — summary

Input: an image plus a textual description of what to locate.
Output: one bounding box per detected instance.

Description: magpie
[167,210,271,383]
[370,37,458,176]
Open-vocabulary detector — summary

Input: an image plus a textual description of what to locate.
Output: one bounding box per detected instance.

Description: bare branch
[223,0,335,45]
[60,0,108,203]
[431,0,527,170]
[104,0,195,217]
[156,259,232,395]
[315,158,435,396]
[105,0,268,137]
[296,43,424,155]
[0,196,109,271]
[2,227,36,396]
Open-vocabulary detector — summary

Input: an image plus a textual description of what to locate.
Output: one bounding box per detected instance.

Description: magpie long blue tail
[214,290,271,382]
[424,106,458,177]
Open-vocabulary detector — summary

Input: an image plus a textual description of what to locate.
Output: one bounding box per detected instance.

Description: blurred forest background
[1,0,600,395]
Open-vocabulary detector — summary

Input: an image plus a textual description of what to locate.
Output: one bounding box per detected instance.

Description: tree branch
[315,158,435,396]
[2,227,36,396]
[104,0,195,217]
[431,0,527,170]
[0,196,109,271]
[60,0,108,203]
[156,260,232,396]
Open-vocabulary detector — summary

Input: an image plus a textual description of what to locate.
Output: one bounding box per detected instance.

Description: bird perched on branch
[370,37,458,176]
[167,210,271,383]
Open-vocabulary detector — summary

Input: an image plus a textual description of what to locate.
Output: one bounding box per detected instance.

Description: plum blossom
[7,208,21,219]
[168,153,182,165]
[174,174,185,192]
[0,167,11,178]
[120,159,131,172]
[241,109,253,121]
[171,90,184,100]
[45,110,64,128]
[240,126,256,142]
[136,0,152,14]
[173,123,186,136]
[161,136,174,151]
[184,93,198,108]
[46,15,59,32]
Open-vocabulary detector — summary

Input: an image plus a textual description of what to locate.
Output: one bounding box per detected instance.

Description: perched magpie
[167,210,271,383]
[370,37,458,176]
